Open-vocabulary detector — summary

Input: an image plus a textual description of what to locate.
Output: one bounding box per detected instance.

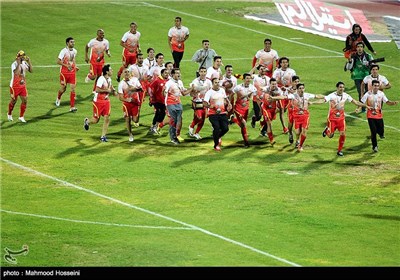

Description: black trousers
[209,114,229,148]
[153,102,166,125]
[367,118,384,148]
[172,51,184,68]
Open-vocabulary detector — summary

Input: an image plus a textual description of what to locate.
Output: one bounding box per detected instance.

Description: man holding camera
[8,50,33,123]
[191,39,217,77]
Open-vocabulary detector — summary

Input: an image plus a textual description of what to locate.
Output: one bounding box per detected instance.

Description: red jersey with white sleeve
[87,38,110,65]
[121,31,141,54]
[287,93,316,116]
[10,61,30,88]
[324,92,353,120]
[190,77,212,101]
[94,76,112,102]
[253,74,270,102]
[58,47,77,74]
[261,86,283,110]
[204,88,228,115]
[118,77,142,105]
[164,79,186,105]
[168,26,189,52]
[220,75,237,97]
[232,83,257,114]
[361,90,388,119]
[149,76,168,104]
[254,49,279,74]
[272,67,296,89]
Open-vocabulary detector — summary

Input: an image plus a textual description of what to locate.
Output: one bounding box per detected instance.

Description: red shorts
[10,86,27,98]
[262,107,276,121]
[277,99,289,109]
[193,108,206,120]
[93,100,111,118]
[327,118,346,133]
[234,107,249,122]
[60,72,76,85]
[288,108,294,124]
[293,114,310,130]
[123,49,137,66]
[123,102,140,118]
[90,63,103,77]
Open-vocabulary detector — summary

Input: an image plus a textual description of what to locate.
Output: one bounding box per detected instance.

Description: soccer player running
[188,66,212,140]
[56,37,79,112]
[83,64,116,142]
[361,80,398,153]
[118,68,143,142]
[220,64,238,122]
[7,50,32,123]
[116,22,141,82]
[252,38,279,78]
[250,64,270,130]
[322,81,369,156]
[84,29,111,92]
[148,68,169,135]
[273,57,296,134]
[285,75,301,144]
[203,77,232,151]
[168,17,189,69]
[231,73,257,148]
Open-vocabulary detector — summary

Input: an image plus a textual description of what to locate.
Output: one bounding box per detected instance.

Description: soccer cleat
[55,98,61,107]
[116,75,121,82]
[379,135,385,139]
[129,135,134,142]
[188,126,194,137]
[228,115,235,125]
[100,136,108,142]
[322,126,328,137]
[69,107,78,112]
[218,138,222,147]
[295,140,300,148]
[151,126,160,135]
[244,142,250,148]
[83,118,90,130]
[288,133,294,144]
[373,146,378,153]
[85,75,91,83]
[283,127,289,134]
[337,151,344,157]
[193,133,202,140]
[270,140,276,146]
[170,138,180,145]
[7,114,13,121]
[176,135,184,142]
[297,146,303,152]
[18,117,27,123]
[214,145,221,152]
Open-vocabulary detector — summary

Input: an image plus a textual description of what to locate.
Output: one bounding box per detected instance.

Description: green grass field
[1,0,399,267]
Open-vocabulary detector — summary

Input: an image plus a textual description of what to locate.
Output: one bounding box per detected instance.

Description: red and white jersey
[204,88,228,115]
[87,38,110,64]
[253,74,270,101]
[261,86,283,110]
[272,67,296,89]
[10,61,30,88]
[362,74,390,92]
[94,76,112,102]
[361,90,388,119]
[254,49,279,71]
[164,79,186,105]
[190,77,212,101]
[287,93,316,116]
[324,92,353,120]
[58,47,77,74]
[206,66,222,80]
[128,63,149,82]
[121,31,141,53]
[168,26,189,52]
[232,83,257,110]
[220,75,238,96]
[118,77,142,104]
[149,76,167,104]
[148,64,165,79]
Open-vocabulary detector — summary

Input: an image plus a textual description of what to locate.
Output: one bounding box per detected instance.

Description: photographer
[345,42,373,113]
[191,39,217,77]
[8,50,33,123]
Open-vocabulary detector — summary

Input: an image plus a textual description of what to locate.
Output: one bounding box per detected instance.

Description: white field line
[345,113,400,132]
[0,157,301,267]
[0,56,342,69]
[135,1,400,71]
[0,209,194,230]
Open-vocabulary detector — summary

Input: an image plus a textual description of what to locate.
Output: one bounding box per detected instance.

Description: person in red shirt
[55,37,78,112]
[148,68,170,135]
[8,50,33,123]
